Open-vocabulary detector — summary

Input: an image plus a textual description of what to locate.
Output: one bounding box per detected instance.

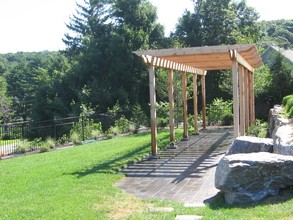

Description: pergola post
[182,71,188,140]
[193,74,198,132]
[149,64,157,156]
[244,68,249,129]
[250,70,255,125]
[168,69,175,142]
[201,74,206,129]
[239,65,245,136]
[232,57,240,137]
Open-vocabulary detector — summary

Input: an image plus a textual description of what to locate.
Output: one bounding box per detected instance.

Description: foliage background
[0,0,292,124]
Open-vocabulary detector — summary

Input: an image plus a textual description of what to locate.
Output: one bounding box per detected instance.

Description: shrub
[45,137,56,149]
[128,123,136,133]
[70,131,82,145]
[131,104,148,132]
[16,140,30,153]
[57,134,69,145]
[114,116,129,133]
[246,119,268,138]
[156,102,169,129]
[39,144,49,153]
[282,94,293,118]
[91,130,102,139]
[221,113,234,126]
[107,126,120,137]
[282,94,293,107]
[207,98,233,125]
[31,138,43,150]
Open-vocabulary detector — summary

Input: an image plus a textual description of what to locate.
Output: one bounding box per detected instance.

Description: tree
[269,53,293,104]
[0,76,11,123]
[173,0,260,104]
[63,0,164,114]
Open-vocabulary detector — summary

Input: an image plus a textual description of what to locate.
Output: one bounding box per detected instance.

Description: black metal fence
[0,114,117,156]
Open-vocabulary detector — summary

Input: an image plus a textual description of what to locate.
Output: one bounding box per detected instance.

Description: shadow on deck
[115,127,234,204]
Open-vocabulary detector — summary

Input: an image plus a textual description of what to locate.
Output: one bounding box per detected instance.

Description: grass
[1,129,293,219]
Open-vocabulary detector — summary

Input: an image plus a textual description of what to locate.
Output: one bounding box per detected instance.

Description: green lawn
[1,130,293,219]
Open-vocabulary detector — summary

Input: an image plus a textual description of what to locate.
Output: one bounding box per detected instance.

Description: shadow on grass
[65,132,171,178]
[205,187,293,210]
[68,143,151,178]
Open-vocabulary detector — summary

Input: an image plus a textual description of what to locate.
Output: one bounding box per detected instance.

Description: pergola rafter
[134,44,263,157]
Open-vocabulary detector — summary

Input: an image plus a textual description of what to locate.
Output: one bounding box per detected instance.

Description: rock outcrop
[215,105,293,204]
[274,124,293,155]
[215,152,293,204]
[226,136,273,155]
[270,105,293,156]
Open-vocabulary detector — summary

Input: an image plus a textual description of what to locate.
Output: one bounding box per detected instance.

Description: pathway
[115,127,234,204]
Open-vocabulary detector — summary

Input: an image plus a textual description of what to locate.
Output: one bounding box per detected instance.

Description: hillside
[259,19,293,49]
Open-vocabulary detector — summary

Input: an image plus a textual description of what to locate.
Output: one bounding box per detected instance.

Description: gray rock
[226,136,273,155]
[269,105,283,137]
[215,152,293,204]
[274,124,293,156]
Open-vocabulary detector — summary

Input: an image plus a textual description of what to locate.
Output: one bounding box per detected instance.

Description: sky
[0,0,292,54]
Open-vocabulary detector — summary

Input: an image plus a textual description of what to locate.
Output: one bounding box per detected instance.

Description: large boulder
[274,124,293,155]
[215,152,293,204]
[225,136,273,155]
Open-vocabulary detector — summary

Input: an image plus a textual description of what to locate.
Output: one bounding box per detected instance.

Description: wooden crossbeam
[229,50,254,73]
[137,54,204,75]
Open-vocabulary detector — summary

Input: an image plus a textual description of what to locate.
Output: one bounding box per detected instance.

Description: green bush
[107,126,120,137]
[207,98,233,125]
[282,94,293,118]
[45,137,56,149]
[114,116,129,133]
[221,113,234,126]
[282,94,293,106]
[246,119,268,138]
[70,131,82,145]
[39,144,49,153]
[156,102,169,129]
[57,134,69,145]
[31,138,42,149]
[131,104,148,132]
[16,140,30,153]
[91,130,102,139]
[90,122,103,139]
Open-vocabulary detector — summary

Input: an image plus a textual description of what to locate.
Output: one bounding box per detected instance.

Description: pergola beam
[138,54,204,75]
[229,50,254,73]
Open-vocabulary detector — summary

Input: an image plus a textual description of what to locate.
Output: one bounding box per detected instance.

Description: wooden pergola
[133,44,263,157]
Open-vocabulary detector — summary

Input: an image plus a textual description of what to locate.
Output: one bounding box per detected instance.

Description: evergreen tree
[63,0,164,114]
[269,53,293,104]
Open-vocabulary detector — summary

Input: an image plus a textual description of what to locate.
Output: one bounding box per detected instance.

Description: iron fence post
[81,115,85,141]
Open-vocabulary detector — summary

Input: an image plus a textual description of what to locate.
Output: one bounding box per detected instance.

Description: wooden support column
[193,74,198,132]
[149,64,157,156]
[244,68,249,129]
[182,71,188,139]
[201,74,206,129]
[232,58,240,137]
[168,69,175,142]
[249,71,255,125]
[239,65,246,136]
